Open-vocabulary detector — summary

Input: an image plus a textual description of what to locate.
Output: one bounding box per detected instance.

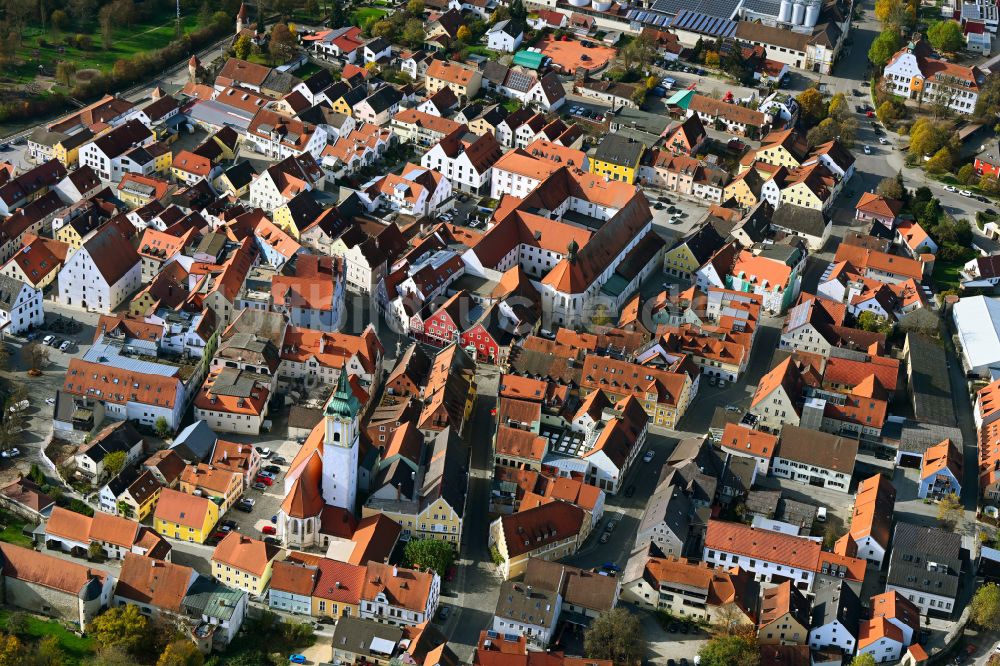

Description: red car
[866,110,875,118]
[255,475,274,486]
[262,525,276,535]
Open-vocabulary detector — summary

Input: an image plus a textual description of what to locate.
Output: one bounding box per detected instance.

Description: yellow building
[589,134,644,184]
[115,469,163,521]
[723,169,765,209]
[424,60,482,101]
[117,173,171,209]
[211,532,278,597]
[153,487,219,544]
[179,464,243,514]
[311,559,364,620]
[748,128,809,170]
[150,142,173,174]
[489,502,588,580]
[54,131,96,169]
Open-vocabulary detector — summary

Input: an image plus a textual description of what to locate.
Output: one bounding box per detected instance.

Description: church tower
[321,367,359,513]
[236,2,248,36]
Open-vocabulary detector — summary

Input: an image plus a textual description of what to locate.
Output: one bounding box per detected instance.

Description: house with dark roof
[56,222,141,313]
[74,421,144,482]
[772,426,858,493]
[0,476,55,522]
[808,580,861,654]
[488,501,587,579]
[886,522,962,616]
[769,203,831,251]
[353,86,403,126]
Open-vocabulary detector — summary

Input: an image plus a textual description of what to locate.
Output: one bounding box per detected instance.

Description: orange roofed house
[360,561,441,627]
[489,501,589,579]
[703,520,866,593]
[0,542,112,630]
[621,550,760,626]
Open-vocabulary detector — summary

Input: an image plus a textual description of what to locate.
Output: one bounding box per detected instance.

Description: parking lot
[213,433,304,544]
[1,302,101,475]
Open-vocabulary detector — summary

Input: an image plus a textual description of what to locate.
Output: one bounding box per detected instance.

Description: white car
[42,335,55,346]
[45,397,55,406]
[878,137,889,145]
[59,340,72,352]
[960,190,973,197]
[643,451,655,463]
[1,448,21,458]
[863,145,871,155]
[718,378,727,388]
[945,185,958,193]
[256,447,272,459]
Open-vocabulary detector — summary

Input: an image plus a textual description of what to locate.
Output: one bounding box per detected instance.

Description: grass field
[933,257,968,293]
[350,7,387,26]
[0,610,95,664]
[4,12,203,85]
[0,510,33,547]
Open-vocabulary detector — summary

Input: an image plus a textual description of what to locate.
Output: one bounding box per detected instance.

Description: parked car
[1,448,20,458]
[264,465,281,474]
[59,340,72,352]
[255,475,274,486]
[599,531,611,544]
[45,397,55,406]
[878,137,889,145]
[643,450,655,463]
[863,145,871,155]
[262,525,276,535]
[256,447,272,458]
[252,482,267,491]
[817,507,827,522]
[221,519,238,531]
[240,497,256,507]
[289,656,307,665]
[271,514,278,523]
[960,190,973,197]
[718,378,727,388]
[945,185,958,193]
[8,400,28,413]
[605,519,617,532]
[271,456,287,465]
[42,335,55,346]
[258,471,276,480]
[236,502,253,513]
[437,606,451,621]
[264,536,281,546]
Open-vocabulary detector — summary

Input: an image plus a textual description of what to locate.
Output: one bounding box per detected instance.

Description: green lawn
[0,510,33,547]
[7,12,202,84]
[0,610,95,664]
[350,7,387,27]
[932,257,969,293]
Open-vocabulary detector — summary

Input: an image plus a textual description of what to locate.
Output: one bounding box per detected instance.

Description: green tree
[698,634,760,666]
[508,0,527,24]
[371,19,395,40]
[937,492,963,529]
[90,605,149,653]
[104,450,127,477]
[875,0,913,28]
[630,85,648,107]
[329,0,346,27]
[403,539,455,574]
[269,22,297,62]
[908,118,949,157]
[868,30,902,69]
[234,33,252,60]
[958,163,978,185]
[851,655,877,666]
[34,635,66,666]
[975,73,1000,119]
[876,99,903,124]
[925,146,953,174]
[856,311,893,335]
[407,0,424,14]
[88,541,103,560]
[584,608,645,666]
[51,9,69,31]
[4,613,26,637]
[157,640,204,666]
[402,18,424,46]
[972,583,1000,629]
[56,60,78,86]
[154,416,171,438]
[797,87,826,125]
[928,20,964,52]
[876,172,905,199]
[828,92,848,119]
[0,633,22,666]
